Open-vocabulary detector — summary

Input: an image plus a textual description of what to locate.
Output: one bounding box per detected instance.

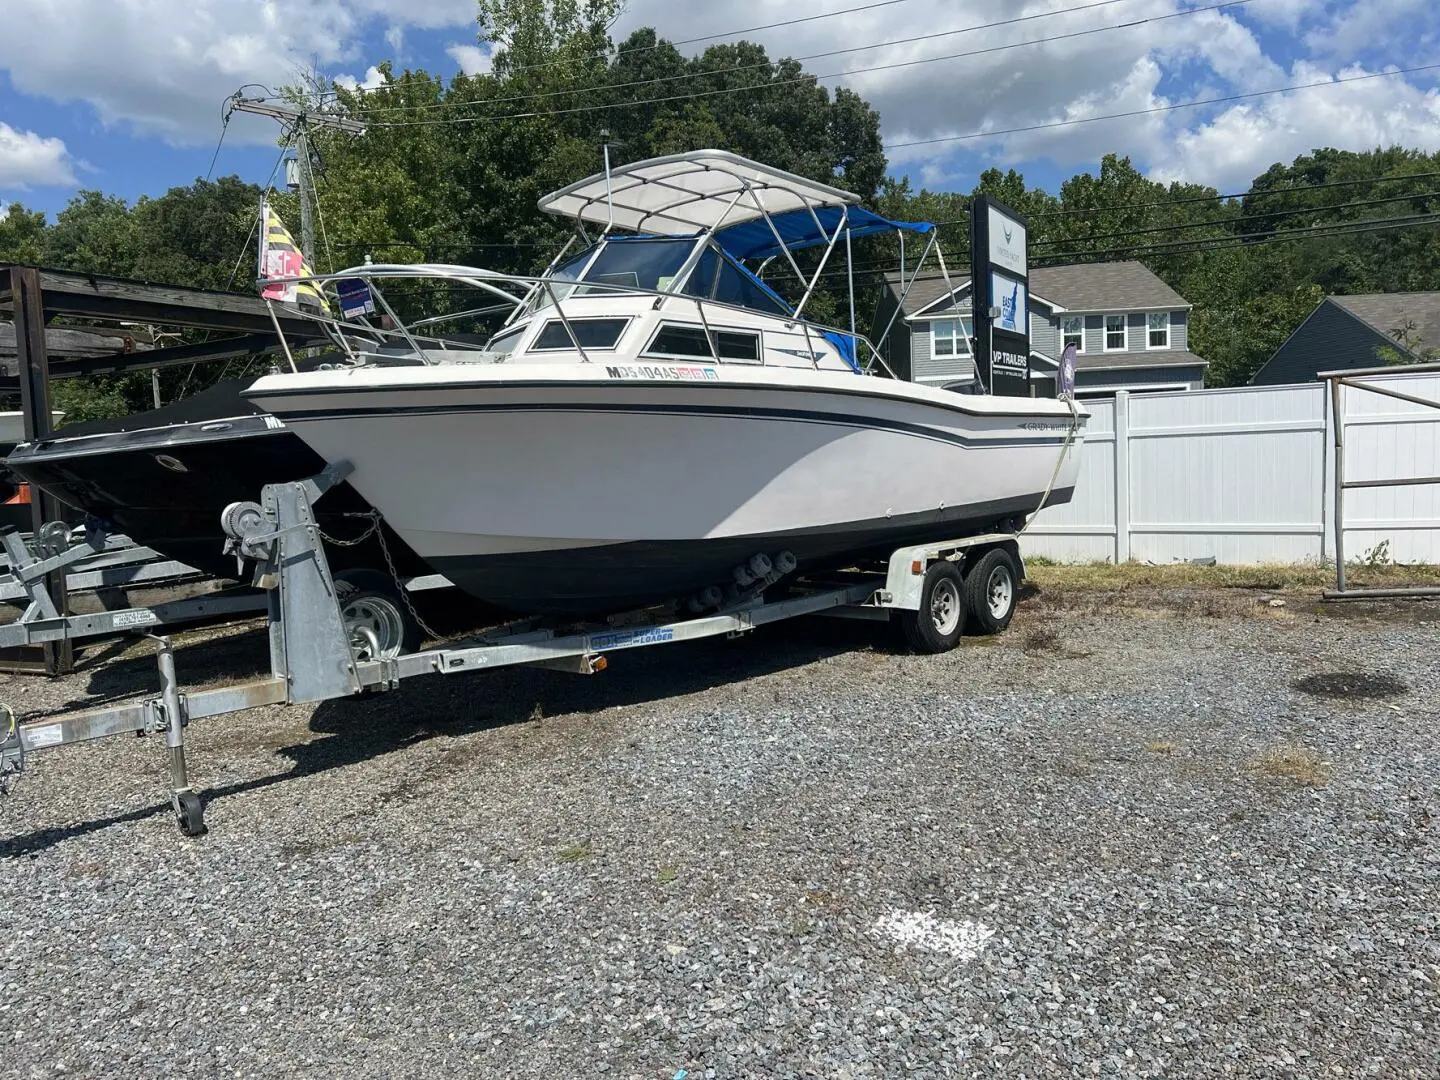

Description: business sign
[987,205,1027,276]
[970,195,1032,397]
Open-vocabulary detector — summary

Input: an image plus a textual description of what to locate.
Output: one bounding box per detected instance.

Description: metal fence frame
[1322,360,1440,600]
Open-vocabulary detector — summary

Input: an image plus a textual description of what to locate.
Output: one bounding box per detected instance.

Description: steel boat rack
[0,522,268,662]
[0,463,1028,837]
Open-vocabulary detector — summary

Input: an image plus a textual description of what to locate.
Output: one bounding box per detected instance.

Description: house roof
[886,260,1190,316]
[1330,292,1440,353]
[1073,348,1207,372]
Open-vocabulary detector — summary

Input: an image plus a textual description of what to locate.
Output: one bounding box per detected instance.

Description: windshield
[537,236,790,317]
[553,238,694,294]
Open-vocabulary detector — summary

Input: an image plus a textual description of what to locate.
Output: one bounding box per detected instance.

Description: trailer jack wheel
[900,561,966,654]
[173,790,206,837]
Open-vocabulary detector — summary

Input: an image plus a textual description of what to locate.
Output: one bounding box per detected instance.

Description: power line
[324,0,928,95]
[1035,211,1440,264]
[368,0,1267,127]
[317,185,1440,262]
[350,0,1189,116]
[804,211,1440,282]
[1030,188,1440,248]
[887,63,1440,150]
[203,110,231,182]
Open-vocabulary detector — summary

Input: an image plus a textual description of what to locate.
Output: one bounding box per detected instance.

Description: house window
[1104,314,1127,351]
[1061,315,1084,353]
[1147,311,1170,349]
[932,318,972,357]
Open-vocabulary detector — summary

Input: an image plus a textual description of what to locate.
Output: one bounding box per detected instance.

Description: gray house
[873,260,1207,396]
[1251,292,1440,386]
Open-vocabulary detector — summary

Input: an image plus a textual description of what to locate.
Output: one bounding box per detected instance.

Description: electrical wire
[368,0,1271,126]
[887,63,1440,150]
[349,0,1208,115]
[321,0,930,96]
[203,111,231,181]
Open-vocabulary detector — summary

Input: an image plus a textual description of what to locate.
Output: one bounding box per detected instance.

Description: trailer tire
[964,547,1019,635]
[900,560,966,654]
[334,569,423,659]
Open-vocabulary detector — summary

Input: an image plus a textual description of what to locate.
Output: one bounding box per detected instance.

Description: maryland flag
[257,198,329,313]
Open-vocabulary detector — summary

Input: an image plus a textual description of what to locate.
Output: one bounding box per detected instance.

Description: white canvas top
[537,150,860,235]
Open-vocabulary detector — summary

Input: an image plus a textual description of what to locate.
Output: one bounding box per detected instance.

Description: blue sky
[0,0,1436,220]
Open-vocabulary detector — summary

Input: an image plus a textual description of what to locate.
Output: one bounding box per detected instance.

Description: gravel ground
[0,588,1436,1078]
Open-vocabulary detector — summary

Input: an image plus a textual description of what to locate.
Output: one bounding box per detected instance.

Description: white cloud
[447,44,493,77]
[0,0,474,146]
[1151,64,1440,190]
[611,0,1440,193]
[334,65,391,91]
[0,122,78,189]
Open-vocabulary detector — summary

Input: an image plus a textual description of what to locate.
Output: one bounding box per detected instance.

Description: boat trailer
[0,463,1025,837]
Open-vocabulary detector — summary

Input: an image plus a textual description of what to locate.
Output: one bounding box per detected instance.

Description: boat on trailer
[245,150,1086,618]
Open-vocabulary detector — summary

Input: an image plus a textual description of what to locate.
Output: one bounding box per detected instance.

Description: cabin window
[1061,315,1084,352]
[531,317,629,351]
[485,326,525,356]
[1104,314,1127,351]
[1147,311,1170,349]
[646,323,760,362]
[932,318,971,357]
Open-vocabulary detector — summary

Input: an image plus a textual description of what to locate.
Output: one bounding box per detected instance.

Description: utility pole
[227,91,364,267]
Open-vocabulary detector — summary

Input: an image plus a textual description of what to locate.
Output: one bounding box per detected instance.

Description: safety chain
[372,519,442,641]
[317,511,383,548]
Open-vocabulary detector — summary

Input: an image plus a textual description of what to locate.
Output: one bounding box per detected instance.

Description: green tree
[0,203,48,263]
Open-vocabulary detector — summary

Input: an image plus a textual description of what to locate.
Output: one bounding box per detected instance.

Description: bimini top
[538,149,862,235]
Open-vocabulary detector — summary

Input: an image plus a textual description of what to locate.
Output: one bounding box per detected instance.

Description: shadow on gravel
[1293,671,1409,699]
[2,616,889,857]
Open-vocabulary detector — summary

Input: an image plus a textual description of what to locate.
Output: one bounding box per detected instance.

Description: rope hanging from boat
[1019,396,1082,537]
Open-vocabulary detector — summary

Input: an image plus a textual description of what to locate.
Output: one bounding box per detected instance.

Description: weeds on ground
[1024,625,1062,651]
[1254,746,1333,788]
[557,840,594,862]
[1025,560,1440,591]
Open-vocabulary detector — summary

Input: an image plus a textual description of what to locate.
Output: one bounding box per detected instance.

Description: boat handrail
[259,263,896,376]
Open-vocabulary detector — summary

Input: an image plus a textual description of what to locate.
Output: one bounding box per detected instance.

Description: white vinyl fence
[1024,371,1440,565]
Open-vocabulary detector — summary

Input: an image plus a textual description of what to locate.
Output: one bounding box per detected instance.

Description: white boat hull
[249,366,1086,615]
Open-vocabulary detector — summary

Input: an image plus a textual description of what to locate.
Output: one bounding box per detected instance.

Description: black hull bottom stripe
[429,489,1073,617]
[274,401,1076,450]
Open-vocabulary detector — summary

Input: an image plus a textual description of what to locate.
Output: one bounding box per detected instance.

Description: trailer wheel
[900,560,966,654]
[965,547,1020,635]
[174,790,207,837]
[335,569,423,659]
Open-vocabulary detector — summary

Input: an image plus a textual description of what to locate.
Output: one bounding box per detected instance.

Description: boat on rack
[244,151,1087,618]
[4,381,432,581]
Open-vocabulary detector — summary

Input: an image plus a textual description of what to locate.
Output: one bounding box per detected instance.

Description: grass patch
[1025,561,1440,591]
[657,866,678,885]
[557,840,593,863]
[1254,746,1333,788]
